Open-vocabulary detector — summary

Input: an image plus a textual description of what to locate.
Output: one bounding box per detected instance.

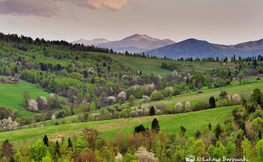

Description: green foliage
[129,95,136,107]
[219,91,228,98]
[214,123,223,139]
[256,139,263,162]
[250,88,263,103]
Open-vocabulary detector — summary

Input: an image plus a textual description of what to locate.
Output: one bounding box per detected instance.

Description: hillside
[145,38,263,59]
[72,34,175,53]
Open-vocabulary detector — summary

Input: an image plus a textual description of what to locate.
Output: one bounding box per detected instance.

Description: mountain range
[72,34,175,53]
[144,38,263,59]
[73,34,263,59]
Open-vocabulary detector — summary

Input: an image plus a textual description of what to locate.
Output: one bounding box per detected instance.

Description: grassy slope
[90,51,237,77]
[0,79,65,117]
[0,106,235,149]
[135,76,263,110]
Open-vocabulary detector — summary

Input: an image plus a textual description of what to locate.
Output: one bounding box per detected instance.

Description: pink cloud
[0,0,132,17]
[74,0,132,11]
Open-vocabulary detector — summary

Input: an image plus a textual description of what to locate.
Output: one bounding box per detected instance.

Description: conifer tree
[68,138,73,148]
[150,106,155,116]
[43,135,49,147]
[151,118,160,132]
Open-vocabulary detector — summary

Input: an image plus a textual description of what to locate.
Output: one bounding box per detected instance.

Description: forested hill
[0,32,111,53]
[0,32,168,113]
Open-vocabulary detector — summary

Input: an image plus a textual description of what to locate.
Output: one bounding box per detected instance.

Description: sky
[0,0,263,45]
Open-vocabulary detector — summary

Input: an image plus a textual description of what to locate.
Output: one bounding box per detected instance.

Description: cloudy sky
[0,0,262,45]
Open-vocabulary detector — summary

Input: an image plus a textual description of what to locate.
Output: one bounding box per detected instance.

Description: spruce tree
[68,138,73,148]
[151,118,160,132]
[43,135,49,147]
[258,95,262,105]
[134,124,146,133]
[208,123,212,131]
[150,106,155,116]
[209,96,216,108]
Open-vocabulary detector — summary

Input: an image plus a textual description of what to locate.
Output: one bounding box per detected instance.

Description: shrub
[156,111,163,115]
[61,120,67,124]
[219,91,228,98]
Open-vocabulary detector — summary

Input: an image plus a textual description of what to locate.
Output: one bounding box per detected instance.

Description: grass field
[0,105,235,149]
[132,76,263,110]
[0,78,65,117]
[90,52,238,77]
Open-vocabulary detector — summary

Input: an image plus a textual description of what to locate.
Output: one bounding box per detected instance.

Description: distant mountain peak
[72,34,175,53]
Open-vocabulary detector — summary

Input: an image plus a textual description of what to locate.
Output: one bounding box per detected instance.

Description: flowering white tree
[232,94,241,105]
[130,111,139,117]
[157,75,162,82]
[165,87,173,94]
[175,102,182,109]
[142,95,150,102]
[28,99,38,112]
[172,70,178,77]
[0,117,19,131]
[225,94,231,101]
[135,147,158,162]
[40,96,47,104]
[51,114,56,121]
[151,90,159,95]
[48,93,56,103]
[108,96,116,105]
[115,152,123,162]
[185,101,191,110]
[118,91,127,102]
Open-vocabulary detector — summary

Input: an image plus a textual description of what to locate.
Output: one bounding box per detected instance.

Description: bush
[219,91,228,98]
[55,121,60,125]
[35,83,41,89]
[61,120,67,124]
[156,111,163,115]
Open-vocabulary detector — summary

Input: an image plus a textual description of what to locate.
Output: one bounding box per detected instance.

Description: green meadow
[0,105,235,149]
[0,78,65,117]
[90,51,238,77]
